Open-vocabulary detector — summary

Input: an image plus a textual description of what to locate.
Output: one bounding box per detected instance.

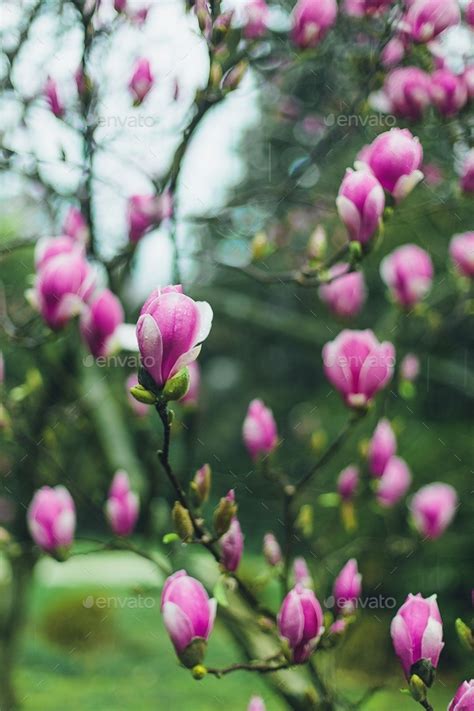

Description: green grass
[14,578,454,711]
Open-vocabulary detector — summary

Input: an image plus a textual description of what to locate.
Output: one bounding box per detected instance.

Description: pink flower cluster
[337,129,424,247]
[30,211,124,358]
[382,66,469,120]
[368,418,412,507]
[27,471,140,555]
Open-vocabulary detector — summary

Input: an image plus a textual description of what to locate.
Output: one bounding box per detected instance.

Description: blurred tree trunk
[0,552,34,710]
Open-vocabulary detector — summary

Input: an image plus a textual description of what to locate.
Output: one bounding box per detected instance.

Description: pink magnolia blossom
[404,0,461,43]
[410,483,458,540]
[368,418,396,477]
[27,486,76,553]
[293,557,313,587]
[460,150,474,193]
[126,373,149,417]
[337,465,359,500]
[277,585,324,663]
[128,192,173,243]
[383,67,431,120]
[391,593,444,678]
[422,162,443,186]
[430,69,468,116]
[63,206,89,244]
[80,289,124,358]
[291,0,337,49]
[463,64,474,101]
[33,252,95,330]
[336,169,385,244]
[263,533,282,566]
[243,399,278,460]
[357,128,424,201]
[247,697,266,711]
[450,232,474,278]
[136,285,213,389]
[377,455,412,507]
[44,77,64,118]
[322,329,395,409]
[330,618,347,635]
[319,264,366,318]
[105,470,139,537]
[220,517,244,572]
[242,0,269,39]
[381,36,407,68]
[161,570,216,666]
[333,559,362,614]
[35,236,83,272]
[448,680,474,711]
[128,58,153,104]
[180,360,200,407]
[467,1,474,27]
[400,353,420,382]
[380,244,433,309]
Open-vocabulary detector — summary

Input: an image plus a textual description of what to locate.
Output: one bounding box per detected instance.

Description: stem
[154,402,274,616]
[294,413,365,495]
[207,660,289,677]
[419,701,434,711]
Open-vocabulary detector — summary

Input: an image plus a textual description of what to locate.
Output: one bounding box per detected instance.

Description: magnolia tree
[0,0,473,710]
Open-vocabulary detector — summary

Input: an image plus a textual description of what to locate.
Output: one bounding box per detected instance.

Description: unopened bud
[130,384,157,405]
[195,0,212,37]
[409,674,427,703]
[222,60,248,93]
[191,464,212,505]
[191,664,207,680]
[295,504,313,537]
[349,240,363,262]
[212,11,233,43]
[307,226,327,261]
[455,617,474,652]
[163,368,190,402]
[172,501,194,542]
[213,490,237,537]
[210,61,223,89]
[251,232,270,261]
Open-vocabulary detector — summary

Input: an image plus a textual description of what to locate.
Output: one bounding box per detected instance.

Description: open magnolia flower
[136,285,213,391]
[322,329,395,408]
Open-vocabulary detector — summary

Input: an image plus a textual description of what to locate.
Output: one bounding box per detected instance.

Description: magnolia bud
[162,368,190,402]
[130,384,157,405]
[191,464,212,506]
[409,674,427,703]
[455,618,474,652]
[172,502,194,542]
[213,490,237,537]
[192,664,208,680]
[251,232,270,260]
[307,226,327,261]
[222,61,248,92]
